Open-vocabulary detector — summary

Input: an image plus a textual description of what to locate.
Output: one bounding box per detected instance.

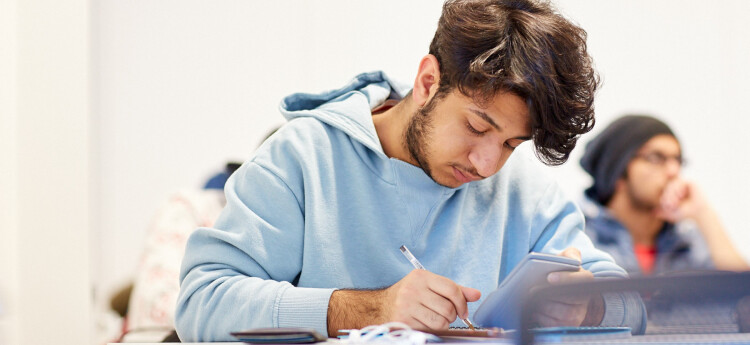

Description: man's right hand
[383,269,481,329]
[327,270,481,336]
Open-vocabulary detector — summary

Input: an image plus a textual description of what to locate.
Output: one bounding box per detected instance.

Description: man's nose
[665,158,681,178]
[468,142,502,177]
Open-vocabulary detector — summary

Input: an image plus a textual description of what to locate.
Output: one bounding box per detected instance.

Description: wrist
[327,289,387,336]
[692,205,719,230]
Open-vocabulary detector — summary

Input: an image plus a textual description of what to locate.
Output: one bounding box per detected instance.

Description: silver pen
[399,245,476,330]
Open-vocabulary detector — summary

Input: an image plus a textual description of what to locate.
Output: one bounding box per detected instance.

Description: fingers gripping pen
[399,245,476,330]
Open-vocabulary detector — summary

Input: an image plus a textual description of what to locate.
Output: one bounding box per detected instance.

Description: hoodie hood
[279,71,411,155]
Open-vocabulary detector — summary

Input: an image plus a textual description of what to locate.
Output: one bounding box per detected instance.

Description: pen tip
[463,318,475,330]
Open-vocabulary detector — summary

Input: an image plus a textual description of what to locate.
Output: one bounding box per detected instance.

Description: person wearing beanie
[579,114,748,276]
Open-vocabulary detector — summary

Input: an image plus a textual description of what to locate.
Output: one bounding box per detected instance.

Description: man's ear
[412,54,441,107]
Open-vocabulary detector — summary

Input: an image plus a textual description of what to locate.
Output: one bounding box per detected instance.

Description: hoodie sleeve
[174,158,335,342]
[529,182,647,334]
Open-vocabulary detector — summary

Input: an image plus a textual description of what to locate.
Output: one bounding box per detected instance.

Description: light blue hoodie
[175,71,642,341]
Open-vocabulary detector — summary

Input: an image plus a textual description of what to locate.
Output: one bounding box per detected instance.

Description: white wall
[1,0,94,344]
[0,0,19,342]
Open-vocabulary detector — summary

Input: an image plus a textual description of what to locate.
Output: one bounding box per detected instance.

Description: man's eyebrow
[469,109,533,140]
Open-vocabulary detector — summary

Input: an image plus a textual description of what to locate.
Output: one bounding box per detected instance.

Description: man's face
[405,89,532,188]
[621,134,682,209]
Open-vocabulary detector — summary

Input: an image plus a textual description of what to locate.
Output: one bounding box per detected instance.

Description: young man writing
[176,0,644,341]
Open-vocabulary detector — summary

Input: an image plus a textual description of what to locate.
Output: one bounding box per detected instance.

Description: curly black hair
[429,0,599,165]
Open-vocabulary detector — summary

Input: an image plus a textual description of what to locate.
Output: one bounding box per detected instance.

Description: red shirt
[634,244,657,275]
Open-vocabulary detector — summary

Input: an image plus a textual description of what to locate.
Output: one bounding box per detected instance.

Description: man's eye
[466,122,485,135]
[646,153,667,164]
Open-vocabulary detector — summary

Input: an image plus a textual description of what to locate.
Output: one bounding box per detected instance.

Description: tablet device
[473,252,581,330]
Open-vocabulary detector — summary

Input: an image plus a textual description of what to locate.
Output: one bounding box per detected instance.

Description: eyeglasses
[634,152,686,167]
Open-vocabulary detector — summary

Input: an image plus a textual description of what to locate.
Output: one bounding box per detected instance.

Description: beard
[405,94,439,184]
[625,179,660,212]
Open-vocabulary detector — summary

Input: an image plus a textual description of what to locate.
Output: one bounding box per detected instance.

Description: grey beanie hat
[580,115,676,205]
